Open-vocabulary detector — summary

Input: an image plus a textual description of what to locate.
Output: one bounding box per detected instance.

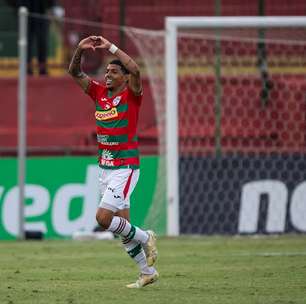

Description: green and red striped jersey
[87,80,142,169]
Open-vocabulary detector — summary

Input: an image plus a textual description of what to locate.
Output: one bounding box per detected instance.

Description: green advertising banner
[0,156,164,240]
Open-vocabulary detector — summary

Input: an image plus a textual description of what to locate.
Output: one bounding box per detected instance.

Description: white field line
[220,252,306,257]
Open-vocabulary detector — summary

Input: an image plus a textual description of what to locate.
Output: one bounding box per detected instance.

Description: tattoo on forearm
[69,48,86,79]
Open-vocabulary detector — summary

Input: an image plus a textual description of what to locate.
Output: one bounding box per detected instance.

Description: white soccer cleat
[144,230,158,267]
[126,271,159,289]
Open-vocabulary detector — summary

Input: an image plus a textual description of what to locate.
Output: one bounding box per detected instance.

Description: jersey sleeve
[86,79,104,102]
[127,86,143,105]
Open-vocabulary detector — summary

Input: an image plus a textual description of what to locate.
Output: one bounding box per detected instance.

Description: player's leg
[96,207,149,243]
[96,169,152,246]
[116,208,156,276]
[96,202,157,262]
[96,207,158,288]
[117,170,158,267]
[96,168,158,288]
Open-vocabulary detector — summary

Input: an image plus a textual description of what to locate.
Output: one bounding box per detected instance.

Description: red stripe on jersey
[98,157,140,167]
[96,125,128,136]
[98,142,138,151]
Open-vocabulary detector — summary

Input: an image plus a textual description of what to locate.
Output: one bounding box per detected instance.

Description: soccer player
[68,36,158,288]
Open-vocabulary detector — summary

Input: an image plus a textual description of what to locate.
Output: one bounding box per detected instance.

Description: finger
[90,36,98,42]
[93,40,103,47]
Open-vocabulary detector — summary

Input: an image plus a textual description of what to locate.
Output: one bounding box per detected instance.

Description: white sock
[122,238,155,275]
[108,216,149,244]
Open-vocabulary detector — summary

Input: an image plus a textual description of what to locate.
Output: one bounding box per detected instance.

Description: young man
[68,36,158,288]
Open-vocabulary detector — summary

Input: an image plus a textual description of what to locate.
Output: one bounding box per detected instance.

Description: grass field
[0,235,305,304]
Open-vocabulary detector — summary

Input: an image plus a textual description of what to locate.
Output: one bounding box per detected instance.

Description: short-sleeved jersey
[87,79,142,169]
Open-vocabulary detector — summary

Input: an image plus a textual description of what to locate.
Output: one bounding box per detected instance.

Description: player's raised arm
[94,36,142,95]
[68,36,99,92]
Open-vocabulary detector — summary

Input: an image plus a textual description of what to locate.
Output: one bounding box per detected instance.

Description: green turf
[0,235,305,304]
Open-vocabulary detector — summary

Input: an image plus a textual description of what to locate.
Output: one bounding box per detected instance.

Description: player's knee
[96,210,112,230]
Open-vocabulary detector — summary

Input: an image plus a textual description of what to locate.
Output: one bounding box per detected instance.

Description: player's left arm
[94,36,142,96]
[115,48,142,96]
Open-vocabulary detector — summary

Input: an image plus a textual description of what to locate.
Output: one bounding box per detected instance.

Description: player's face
[105,64,128,90]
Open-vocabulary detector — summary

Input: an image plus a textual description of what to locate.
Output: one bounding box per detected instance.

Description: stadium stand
[0,76,156,155]
[178,74,306,154]
[0,0,306,155]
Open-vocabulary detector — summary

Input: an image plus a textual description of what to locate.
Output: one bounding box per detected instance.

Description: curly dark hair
[109,59,130,75]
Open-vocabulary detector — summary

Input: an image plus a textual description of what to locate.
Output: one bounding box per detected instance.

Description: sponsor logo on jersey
[95,108,118,121]
[100,159,115,166]
[101,149,113,160]
[112,96,121,106]
[100,150,116,167]
[97,134,119,145]
[97,134,109,142]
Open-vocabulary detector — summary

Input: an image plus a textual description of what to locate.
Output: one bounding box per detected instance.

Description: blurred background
[0,0,306,240]
[1,0,306,155]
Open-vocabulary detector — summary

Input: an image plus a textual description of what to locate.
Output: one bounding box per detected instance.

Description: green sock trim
[126,225,136,240]
[127,244,142,258]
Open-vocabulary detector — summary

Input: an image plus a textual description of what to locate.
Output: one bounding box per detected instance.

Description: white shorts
[98,168,140,212]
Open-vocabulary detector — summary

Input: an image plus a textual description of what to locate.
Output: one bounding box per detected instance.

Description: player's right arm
[68,36,99,92]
